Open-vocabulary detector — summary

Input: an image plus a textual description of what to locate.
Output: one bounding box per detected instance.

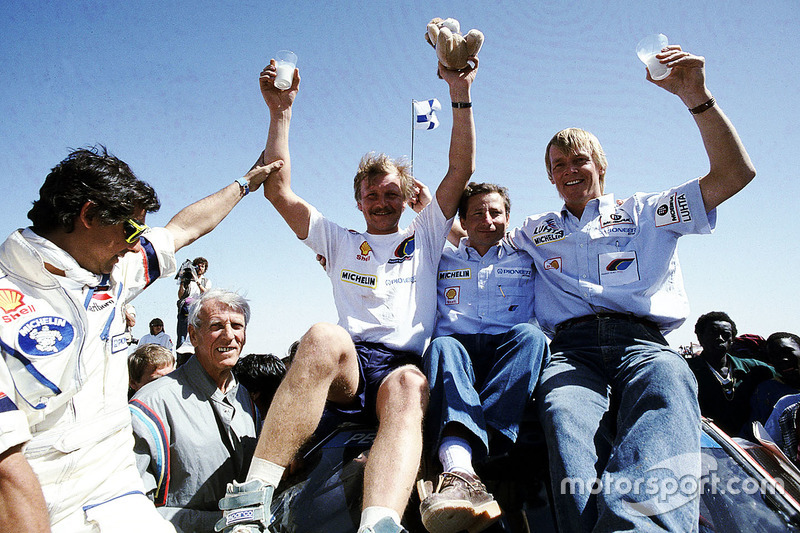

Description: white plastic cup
[274,50,297,90]
[636,34,671,81]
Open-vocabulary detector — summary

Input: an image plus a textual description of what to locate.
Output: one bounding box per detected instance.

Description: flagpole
[411,99,416,177]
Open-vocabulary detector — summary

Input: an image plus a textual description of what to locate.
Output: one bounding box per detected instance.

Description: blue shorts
[321,342,419,427]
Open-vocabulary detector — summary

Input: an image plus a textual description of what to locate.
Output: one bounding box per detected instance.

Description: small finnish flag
[413,98,441,130]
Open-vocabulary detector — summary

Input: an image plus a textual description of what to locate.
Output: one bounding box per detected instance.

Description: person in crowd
[214,55,477,533]
[139,317,174,351]
[419,182,548,533]
[128,344,176,398]
[731,333,768,363]
[130,289,258,533]
[750,332,800,427]
[234,352,287,419]
[688,311,774,436]
[176,256,210,349]
[0,145,282,533]
[507,44,756,531]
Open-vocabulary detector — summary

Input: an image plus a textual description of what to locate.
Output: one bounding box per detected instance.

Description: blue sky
[2,0,797,356]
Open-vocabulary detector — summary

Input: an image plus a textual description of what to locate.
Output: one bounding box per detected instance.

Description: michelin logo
[341,270,377,288]
[18,316,74,356]
[532,218,565,246]
[439,269,470,281]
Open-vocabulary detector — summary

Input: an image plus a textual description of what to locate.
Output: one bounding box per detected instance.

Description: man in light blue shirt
[508,44,756,532]
[420,183,548,533]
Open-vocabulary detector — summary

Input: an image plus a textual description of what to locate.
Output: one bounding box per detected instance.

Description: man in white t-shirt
[215,58,478,533]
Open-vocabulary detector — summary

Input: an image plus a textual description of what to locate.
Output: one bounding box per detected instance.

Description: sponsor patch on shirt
[0,289,36,323]
[340,269,377,288]
[0,392,17,413]
[532,218,565,246]
[18,316,75,356]
[357,241,372,262]
[544,257,562,272]
[655,192,692,227]
[598,251,640,286]
[438,269,471,281]
[389,234,415,264]
[444,286,460,305]
[600,210,634,227]
[495,267,532,279]
[111,333,128,353]
[87,292,115,312]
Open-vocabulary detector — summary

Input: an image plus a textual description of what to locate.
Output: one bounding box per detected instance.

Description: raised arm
[435,59,478,218]
[165,159,284,251]
[649,45,755,212]
[257,60,314,240]
[0,445,51,533]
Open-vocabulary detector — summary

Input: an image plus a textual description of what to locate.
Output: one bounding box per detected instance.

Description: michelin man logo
[18,316,74,356]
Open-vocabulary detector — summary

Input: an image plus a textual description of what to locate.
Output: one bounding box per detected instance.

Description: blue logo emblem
[389,234,415,264]
[606,258,635,272]
[18,316,74,356]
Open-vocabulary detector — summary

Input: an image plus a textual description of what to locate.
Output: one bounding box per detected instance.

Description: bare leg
[253,322,360,466]
[363,365,429,514]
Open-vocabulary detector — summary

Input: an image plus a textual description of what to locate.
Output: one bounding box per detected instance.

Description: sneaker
[419,471,501,533]
[358,516,409,533]
[214,479,274,532]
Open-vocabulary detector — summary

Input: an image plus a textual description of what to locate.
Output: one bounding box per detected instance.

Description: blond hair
[545,128,608,190]
[353,152,414,202]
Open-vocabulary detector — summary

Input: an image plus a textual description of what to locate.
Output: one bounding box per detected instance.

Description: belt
[554,313,658,335]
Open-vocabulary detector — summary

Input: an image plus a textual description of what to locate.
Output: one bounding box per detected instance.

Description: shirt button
[582,275,587,279]
[579,244,584,248]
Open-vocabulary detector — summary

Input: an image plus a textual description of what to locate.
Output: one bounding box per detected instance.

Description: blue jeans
[424,323,549,459]
[537,317,700,532]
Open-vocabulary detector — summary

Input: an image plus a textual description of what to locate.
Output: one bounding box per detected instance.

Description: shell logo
[0,290,24,313]
[445,288,458,300]
[359,241,372,256]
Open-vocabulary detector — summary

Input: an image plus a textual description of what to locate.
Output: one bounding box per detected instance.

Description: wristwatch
[235,177,250,196]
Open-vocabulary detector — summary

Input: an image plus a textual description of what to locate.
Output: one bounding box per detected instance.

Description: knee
[379,366,429,415]
[424,336,469,368]
[291,322,352,375]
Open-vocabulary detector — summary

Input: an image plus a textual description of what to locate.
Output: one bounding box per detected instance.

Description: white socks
[245,457,285,487]
[359,507,401,531]
[438,435,475,475]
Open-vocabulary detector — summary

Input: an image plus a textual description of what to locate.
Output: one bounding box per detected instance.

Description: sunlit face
[461,192,509,256]
[189,300,246,376]
[80,207,146,274]
[548,146,604,216]
[357,172,406,235]
[697,320,735,359]
[769,338,800,386]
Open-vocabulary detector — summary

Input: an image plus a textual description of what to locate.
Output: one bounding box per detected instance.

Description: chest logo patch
[598,251,640,287]
[439,269,470,281]
[357,241,372,262]
[0,289,36,323]
[341,270,377,288]
[389,234,416,264]
[18,316,74,356]
[532,218,565,246]
[544,257,562,272]
[444,286,460,305]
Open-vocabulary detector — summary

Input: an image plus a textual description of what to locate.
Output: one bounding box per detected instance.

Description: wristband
[451,101,472,109]
[688,97,715,115]
[235,177,250,196]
